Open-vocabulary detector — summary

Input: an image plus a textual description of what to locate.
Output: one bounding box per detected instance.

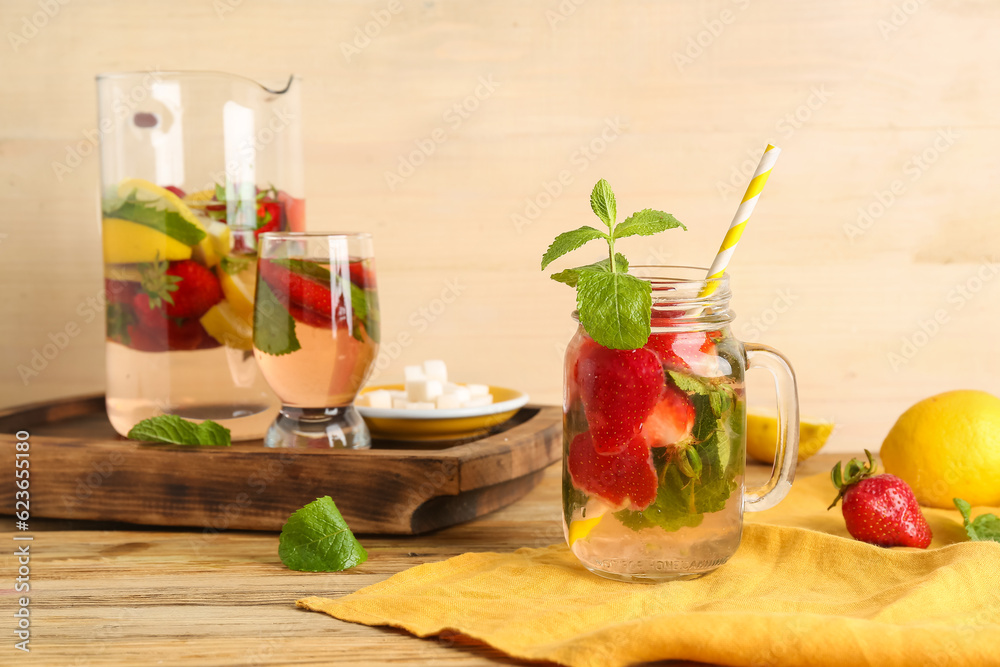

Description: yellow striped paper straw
[700,144,781,297]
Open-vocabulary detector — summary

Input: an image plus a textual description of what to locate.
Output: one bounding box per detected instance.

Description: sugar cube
[452,386,471,403]
[406,379,443,402]
[408,401,435,410]
[363,390,393,409]
[423,359,448,382]
[466,383,490,397]
[404,365,426,381]
[435,393,463,410]
[392,397,410,409]
[462,394,493,408]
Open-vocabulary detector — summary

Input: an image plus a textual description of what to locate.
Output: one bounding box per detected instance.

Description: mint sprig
[127,415,231,446]
[954,498,1000,543]
[279,496,368,572]
[542,179,686,350]
[105,191,207,247]
[253,280,301,356]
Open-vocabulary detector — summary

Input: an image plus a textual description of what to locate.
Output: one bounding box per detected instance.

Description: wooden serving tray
[0,395,561,534]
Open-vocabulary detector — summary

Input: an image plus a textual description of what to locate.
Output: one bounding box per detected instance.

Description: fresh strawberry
[132,292,166,329]
[568,432,658,511]
[164,261,223,319]
[575,341,665,454]
[126,324,167,352]
[167,318,205,350]
[259,260,334,326]
[254,201,282,240]
[640,381,695,448]
[104,279,140,305]
[828,450,932,548]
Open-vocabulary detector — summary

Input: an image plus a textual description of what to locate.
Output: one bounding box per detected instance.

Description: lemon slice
[102,218,193,264]
[116,178,221,267]
[200,301,253,351]
[568,514,604,546]
[746,413,834,464]
[217,263,256,321]
[184,189,216,202]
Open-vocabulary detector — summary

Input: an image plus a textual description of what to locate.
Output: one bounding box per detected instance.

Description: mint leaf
[542,179,686,350]
[349,282,381,344]
[253,280,301,356]
[668,370,711,395]
[954,498,1000,543]
[551,254,628,287]
[127,415,231,446]
[616,464,704,532]
[576,270,651,350]
[106,198,206,246]
[220,256,252,275]
[270,258,332,283]
[279,496,368,572]
[590,179,616,229]
[540,226,608,270]
[613,209,686,240]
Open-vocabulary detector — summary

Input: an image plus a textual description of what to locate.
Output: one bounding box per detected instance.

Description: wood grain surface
[3,0,1000,456]
[0,454,845,667]
[0,395,561,534]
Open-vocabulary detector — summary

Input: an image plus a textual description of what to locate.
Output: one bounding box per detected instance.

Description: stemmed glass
[253,232,379,448]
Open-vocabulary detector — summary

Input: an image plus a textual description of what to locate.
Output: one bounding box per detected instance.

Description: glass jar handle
[743,343,800,512]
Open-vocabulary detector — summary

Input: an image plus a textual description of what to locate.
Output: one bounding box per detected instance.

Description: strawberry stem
[827,449,877,509]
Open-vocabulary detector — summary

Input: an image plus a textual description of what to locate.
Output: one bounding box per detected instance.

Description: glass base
[582,565,713,584]
[263,406,371,449]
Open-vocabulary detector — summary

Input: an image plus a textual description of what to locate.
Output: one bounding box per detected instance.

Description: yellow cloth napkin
[298,473,1000,667]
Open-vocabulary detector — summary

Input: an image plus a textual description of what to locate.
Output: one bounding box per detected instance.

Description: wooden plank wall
[2,0,999,453]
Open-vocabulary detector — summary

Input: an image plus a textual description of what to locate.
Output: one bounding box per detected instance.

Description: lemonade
[251,233,380,449]
[102,178,303,439]
[562,321,746,581]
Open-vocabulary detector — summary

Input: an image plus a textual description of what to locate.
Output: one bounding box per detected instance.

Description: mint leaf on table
[541,179,686,350]
[279,496,368,572]
[954,498,1000,543]
[105,195,207,246]
[127,415,231,446]
[253,280,301,356]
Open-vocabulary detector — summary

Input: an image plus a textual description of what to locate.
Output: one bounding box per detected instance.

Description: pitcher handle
[743,343,800,512]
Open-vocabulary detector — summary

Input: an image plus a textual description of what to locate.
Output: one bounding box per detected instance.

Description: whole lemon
[880,390,1000,508]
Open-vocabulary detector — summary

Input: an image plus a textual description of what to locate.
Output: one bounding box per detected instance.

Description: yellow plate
[356,384,529,442]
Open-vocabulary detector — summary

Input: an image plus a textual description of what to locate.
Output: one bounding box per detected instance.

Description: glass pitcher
[562,266,799,582]
[96,71,304,440]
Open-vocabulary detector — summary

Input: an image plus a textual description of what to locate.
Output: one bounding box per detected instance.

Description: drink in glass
[253,232,379,448]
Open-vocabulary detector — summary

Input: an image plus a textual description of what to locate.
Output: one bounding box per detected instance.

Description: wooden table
[2,455,842,666]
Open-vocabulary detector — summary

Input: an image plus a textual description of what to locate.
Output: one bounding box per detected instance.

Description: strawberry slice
[640,382,695,448]
[349,260,375,290]
[645,330,719,371]
[575,341,664,454]
[259,259,335,327]
[568,432,658,511]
